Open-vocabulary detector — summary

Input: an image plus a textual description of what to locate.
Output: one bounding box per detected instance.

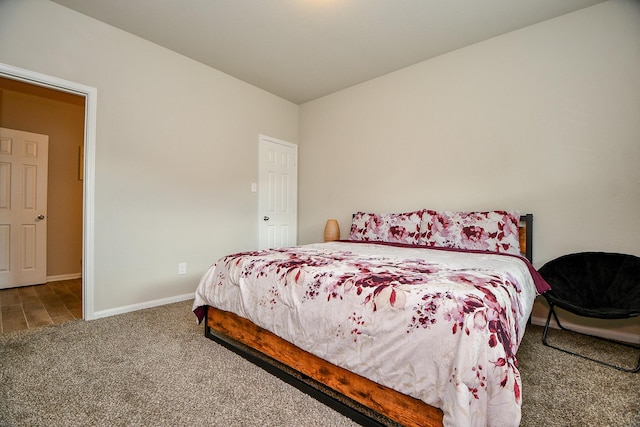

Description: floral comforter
[193,241,545,427]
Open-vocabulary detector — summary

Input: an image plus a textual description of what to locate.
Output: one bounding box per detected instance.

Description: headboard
[519,214,533,263]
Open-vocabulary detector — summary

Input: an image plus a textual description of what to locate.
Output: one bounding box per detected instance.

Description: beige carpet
[0,300,638,427]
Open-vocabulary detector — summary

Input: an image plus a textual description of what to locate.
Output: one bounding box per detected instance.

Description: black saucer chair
[538,252,640,373]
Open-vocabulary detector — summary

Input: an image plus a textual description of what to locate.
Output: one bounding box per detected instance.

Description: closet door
[258,135,297,250]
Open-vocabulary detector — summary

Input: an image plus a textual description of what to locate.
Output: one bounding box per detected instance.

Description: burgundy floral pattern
[349,209,522,258]
[193,241,539,427]
[420,210,521,255]
[349,210,423,245]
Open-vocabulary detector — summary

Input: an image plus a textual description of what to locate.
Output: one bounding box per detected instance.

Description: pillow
[418,209,440,245]
[420,210,521,255]
[350,210,423,245]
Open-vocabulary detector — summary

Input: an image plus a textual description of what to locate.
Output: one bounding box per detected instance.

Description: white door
[258,135,297,249]
[0,128,49,289]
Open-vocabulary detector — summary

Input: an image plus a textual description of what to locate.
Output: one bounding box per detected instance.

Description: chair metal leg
[542,304,640,373]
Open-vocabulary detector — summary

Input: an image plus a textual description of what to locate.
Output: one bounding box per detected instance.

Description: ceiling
[50,0,605,104]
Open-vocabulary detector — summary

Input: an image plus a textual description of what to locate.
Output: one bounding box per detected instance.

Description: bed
[193,210,551,427]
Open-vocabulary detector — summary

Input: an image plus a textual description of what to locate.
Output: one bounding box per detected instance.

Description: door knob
[263,216,270,221]
[37,214,45,220]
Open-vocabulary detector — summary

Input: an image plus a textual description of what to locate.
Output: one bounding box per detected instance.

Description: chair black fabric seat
[540,252,640,317]
[538,251,640,372]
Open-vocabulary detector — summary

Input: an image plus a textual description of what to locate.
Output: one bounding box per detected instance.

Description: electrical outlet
[178,262,187,275]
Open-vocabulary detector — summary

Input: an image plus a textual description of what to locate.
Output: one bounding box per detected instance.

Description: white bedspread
[193,241,539,426]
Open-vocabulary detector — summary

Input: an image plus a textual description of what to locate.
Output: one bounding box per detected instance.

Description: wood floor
[0,279,82,333]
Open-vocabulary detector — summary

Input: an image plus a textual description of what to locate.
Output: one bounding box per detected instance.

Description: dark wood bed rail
[205,306,444,427]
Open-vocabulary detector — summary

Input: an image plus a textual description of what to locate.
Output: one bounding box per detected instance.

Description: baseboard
[47,273,82,282]
[530,315,640,345]
[92,293,194,320]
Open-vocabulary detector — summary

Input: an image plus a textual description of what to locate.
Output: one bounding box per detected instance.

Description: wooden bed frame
[203,214,534,427]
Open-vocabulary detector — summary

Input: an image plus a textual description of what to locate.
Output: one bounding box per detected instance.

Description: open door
[0,127,49,288]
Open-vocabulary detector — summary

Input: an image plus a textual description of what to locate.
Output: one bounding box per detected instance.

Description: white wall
[0,0,299,313]
[299,1,640,338]
[299,0,640,264]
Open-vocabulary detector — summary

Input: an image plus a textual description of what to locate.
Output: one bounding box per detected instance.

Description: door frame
[0,63,97,320]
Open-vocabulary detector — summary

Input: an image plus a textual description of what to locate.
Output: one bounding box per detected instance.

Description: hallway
[0,279,82,333]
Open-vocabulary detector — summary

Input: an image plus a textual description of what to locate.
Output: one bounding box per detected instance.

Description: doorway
[0,63,97,320]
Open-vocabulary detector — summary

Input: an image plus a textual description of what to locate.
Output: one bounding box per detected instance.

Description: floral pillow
[350,210,423,245]
[420,210,521,255]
